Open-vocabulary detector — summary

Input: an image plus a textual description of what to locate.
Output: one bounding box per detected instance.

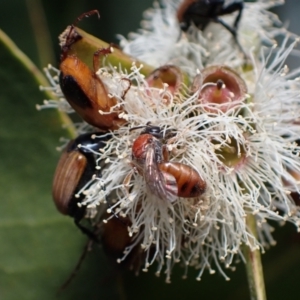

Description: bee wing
[159,170,178,201]
[144,145,178,202]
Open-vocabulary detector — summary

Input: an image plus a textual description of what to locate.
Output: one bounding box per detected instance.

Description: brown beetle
[52,132,111,239]
[59,10,125,130]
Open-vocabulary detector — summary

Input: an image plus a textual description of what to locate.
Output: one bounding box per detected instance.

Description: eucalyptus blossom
[40,0,300,283]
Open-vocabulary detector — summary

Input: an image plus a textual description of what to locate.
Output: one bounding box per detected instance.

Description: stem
[62,26,154,76]
[59,27,191,86]
[243,214,267,300]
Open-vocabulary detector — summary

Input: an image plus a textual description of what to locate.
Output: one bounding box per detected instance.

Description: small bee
[130,125,206,202]
[177,0,244,53]
[59,10,125,130]
[52,132,111,240]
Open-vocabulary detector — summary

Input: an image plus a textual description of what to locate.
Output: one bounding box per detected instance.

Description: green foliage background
[0,0,300,299]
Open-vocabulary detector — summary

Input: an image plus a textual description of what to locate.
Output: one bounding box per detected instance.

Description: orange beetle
[59,10,125,130]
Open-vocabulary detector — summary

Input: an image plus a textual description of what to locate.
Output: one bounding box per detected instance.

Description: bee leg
[162,145,169,161]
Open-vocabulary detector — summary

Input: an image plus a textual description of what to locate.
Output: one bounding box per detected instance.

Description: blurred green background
[0,0,153,69]
[0,0,300,299]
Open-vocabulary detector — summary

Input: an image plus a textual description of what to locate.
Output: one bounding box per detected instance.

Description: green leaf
[0,29,122,300]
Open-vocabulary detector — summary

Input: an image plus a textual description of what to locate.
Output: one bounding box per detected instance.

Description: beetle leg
[215,1,245,56]
[58,238,95,292]
[93,45,114,72]
[74,10,100,26]
[74,217,99,242]
[219,2,244,29]
[121,78,132,100]
[61,10,100,60]
[214,17,246,58]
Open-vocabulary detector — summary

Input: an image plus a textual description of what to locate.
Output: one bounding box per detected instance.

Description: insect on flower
[59,10,125,130]
[52,132,111,240]
[177,0,244,52]
[127,124,206,202]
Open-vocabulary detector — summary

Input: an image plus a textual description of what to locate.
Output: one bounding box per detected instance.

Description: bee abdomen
[159,162,206,198]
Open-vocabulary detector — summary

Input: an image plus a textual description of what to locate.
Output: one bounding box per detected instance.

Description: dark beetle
[177,0,244,49]
[52,132,111,240]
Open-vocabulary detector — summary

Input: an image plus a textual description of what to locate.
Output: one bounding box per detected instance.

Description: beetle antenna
[93,45,114,72]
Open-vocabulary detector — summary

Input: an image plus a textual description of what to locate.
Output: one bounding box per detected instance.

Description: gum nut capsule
[146,65,183,104]
[192,65,247,113]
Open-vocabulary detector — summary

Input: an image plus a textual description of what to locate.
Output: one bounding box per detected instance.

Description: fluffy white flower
[41,0,300,282]
[119,0,286,77]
